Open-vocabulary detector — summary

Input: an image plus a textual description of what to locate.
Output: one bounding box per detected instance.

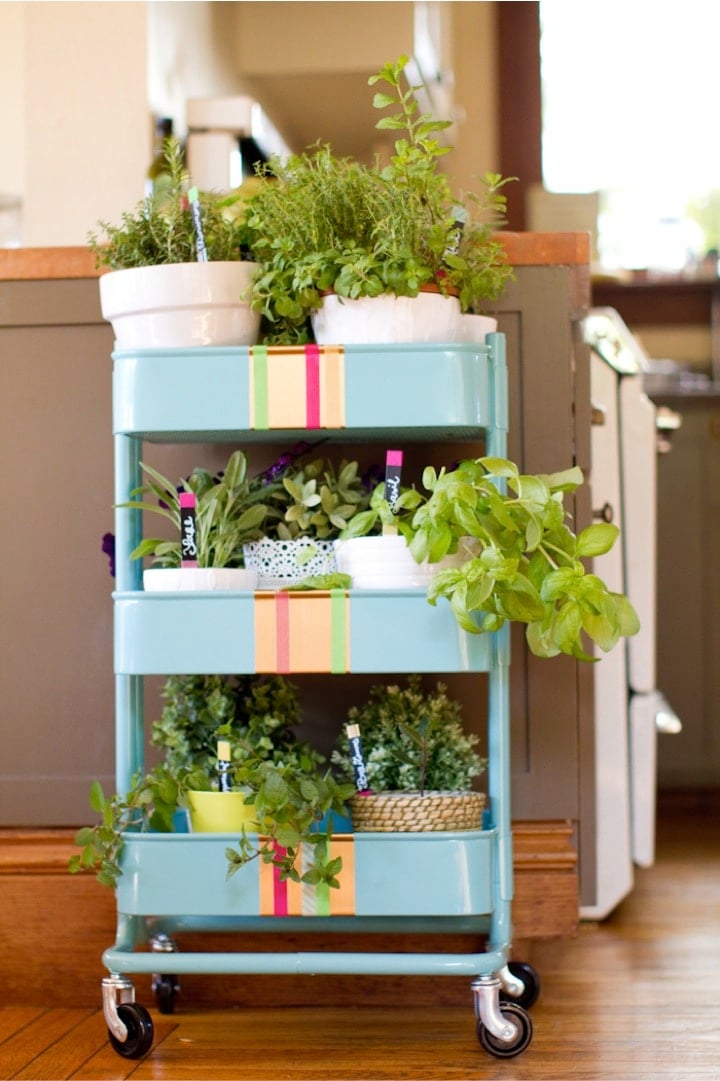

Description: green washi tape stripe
[315,880,331,917]
[252,345,269,430]
[330,589,347,673]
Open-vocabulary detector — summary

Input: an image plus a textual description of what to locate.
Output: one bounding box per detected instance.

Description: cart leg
[471,976,518,1041]
[102,974,135,1041]
[497,963,525,999]
[102,974,155,1058]
[151,932,181,1014]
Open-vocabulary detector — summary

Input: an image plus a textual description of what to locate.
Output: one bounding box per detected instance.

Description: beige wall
[1,1,500,246]
[19,2,149,246]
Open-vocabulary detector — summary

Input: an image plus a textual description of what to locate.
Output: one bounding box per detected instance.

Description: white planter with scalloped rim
[334,535,474,590]
[311,291,462,345]
[99,261,261,349]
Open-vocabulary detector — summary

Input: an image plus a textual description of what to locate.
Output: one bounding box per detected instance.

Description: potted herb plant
[90,137,261,349]
[332,675,486,832]
[246,56,514,345]
[406,456,640,660]
[121,448,272,591]
[71,674,356,890]
[243,455,370,588]
[334,474,468,589]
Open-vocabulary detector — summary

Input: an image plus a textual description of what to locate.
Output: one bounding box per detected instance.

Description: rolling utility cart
[103,333,539,1060]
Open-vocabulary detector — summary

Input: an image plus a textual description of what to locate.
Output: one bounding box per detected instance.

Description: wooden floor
[1,796,718,1081]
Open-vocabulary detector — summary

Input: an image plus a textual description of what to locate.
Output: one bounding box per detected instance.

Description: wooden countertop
[0,233,590,281]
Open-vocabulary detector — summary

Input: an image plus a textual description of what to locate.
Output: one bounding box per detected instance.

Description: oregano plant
[246,55,515,342]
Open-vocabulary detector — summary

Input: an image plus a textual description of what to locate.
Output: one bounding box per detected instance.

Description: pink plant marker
[179,492,198,567]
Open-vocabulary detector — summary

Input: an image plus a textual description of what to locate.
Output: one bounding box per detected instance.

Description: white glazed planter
[457,314,498,343]
[311,291,462,345]
[99,261,261,349]
[143,567,258,592]
[242,538,337,590]
[334,535,471,590]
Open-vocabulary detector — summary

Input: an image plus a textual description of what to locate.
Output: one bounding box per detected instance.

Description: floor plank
[0,1010,94,1079]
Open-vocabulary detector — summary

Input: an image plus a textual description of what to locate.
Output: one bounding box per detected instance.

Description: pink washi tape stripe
[273,844,288,916]
[305,344,321,429]
[178,491,198,567]
[275,591,291,673]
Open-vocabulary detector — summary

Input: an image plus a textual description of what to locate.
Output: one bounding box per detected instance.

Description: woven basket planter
[350,790,486,833]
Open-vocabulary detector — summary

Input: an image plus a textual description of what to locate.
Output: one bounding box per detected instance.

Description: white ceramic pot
[334,535,470,590]
[143,567,258,592]
[99,260,261,349]
[311,291,462,345]
[242,538,337,590]
[458,314,498,343]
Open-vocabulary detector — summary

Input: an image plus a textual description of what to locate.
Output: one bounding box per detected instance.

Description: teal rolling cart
[102,335,538,1060]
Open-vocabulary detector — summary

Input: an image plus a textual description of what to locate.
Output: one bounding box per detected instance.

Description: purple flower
[102,532,116,578]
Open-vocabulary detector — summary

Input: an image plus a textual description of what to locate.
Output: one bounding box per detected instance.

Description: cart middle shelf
[113,588,503,674]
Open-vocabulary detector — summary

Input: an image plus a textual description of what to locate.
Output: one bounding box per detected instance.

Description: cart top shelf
[112,340,506,443]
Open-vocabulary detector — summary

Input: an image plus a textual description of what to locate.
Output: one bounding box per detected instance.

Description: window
[539,1,720,272]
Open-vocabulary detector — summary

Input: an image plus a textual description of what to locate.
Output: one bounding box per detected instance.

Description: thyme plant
[89,137,252,268]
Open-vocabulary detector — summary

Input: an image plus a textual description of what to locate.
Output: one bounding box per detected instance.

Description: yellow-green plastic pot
[187,790,259,833]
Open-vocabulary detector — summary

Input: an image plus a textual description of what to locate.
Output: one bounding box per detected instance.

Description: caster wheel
[500,960,541,1010]
[107,1002,154,1059]
[153,973,179,1014]
[477,1002,533,1059]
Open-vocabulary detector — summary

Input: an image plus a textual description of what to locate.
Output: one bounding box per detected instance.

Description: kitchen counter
[0,232,590,281]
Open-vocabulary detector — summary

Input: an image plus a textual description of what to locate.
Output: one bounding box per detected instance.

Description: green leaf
[581,609,619,653]
[541,466,584,493]
[375,116,408,131]
[89,780,106,813]
[526,620,561,659]
[551,600,584,654]
[575,522,619,558]
[372,91,396,109]
[478,457,519,481]
[73,826,97,847]
[611,593,641,637]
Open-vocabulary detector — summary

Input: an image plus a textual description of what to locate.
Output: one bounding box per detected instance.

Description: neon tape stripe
[305,344,321,428]
[275,591,290,673]
[315,880,331,916]
[251,346,269,430]
[330,589,348,673]
[273,845,288,916]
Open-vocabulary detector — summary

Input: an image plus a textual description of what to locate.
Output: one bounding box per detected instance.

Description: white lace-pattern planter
[243,538,337,590]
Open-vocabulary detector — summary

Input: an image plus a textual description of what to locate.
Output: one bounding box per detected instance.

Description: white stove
[581,308,681,918]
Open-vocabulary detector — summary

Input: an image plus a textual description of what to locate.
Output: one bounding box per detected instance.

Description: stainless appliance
[581,308,681,918]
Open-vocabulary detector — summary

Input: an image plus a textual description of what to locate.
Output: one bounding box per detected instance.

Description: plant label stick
[216,740,232,792]
[383,449,403,535]
[179,492,198,567]
[188,186,208,262]
[346,723,371,795]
